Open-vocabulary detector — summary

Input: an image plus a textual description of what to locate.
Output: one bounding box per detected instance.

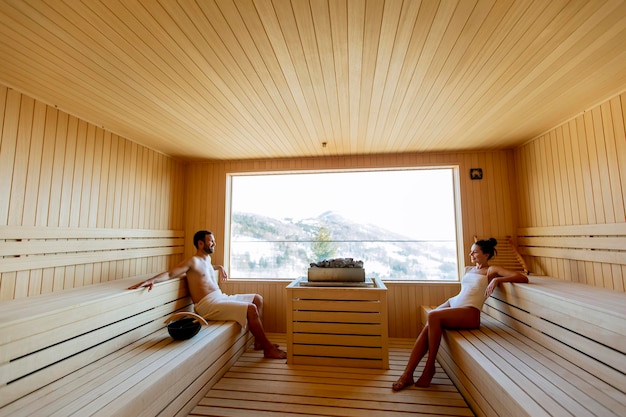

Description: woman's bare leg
[392,325,430,391]
[415,307,480,387]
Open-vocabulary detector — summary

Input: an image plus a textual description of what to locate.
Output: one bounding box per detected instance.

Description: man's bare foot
[415,365,436,387]
[263,345,286,359]
[392,374,414,391]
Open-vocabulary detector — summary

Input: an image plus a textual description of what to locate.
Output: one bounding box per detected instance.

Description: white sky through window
[231,169,456,241]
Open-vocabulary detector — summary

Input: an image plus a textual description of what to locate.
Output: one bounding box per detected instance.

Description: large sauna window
[226,167,461,281]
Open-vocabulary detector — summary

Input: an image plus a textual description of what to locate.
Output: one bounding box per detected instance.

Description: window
[226,167,462,281]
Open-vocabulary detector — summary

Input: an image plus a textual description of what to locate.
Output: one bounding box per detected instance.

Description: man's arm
[128,259,192,291]
[214,264,228,282]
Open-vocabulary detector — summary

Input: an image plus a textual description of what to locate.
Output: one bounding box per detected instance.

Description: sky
[230,168,457,241]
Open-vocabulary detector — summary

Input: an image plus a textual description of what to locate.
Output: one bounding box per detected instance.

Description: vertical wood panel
[221,280,460,338]
[1,90,22,225]
[561,124,578,225]
[23,101,46,227]
[8,97,35,224]
[603,101,626,222]
[580,114,598,223]
[186,150,516,337]
[185,150,517,263]
[516,92,626,292]
[570,119,588,223]
[0,88,185,300]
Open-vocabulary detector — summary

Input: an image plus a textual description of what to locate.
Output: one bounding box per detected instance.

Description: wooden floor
[189,334,474,417]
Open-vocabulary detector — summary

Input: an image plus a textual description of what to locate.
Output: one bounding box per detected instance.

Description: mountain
[231,211,457,280]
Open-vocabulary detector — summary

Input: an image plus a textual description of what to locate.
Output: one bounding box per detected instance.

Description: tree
[311,226,337,261]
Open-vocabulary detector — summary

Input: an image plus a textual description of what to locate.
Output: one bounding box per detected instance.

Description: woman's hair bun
[475,237,498,259]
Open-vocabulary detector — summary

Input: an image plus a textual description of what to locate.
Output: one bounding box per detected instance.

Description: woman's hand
[485,278,500,297]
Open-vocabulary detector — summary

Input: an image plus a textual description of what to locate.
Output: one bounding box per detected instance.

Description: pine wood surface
[0,276,194,408]
[189,334,474,417]
[424,277,626,417]
[286,278,389,369]
[1,1,625,161]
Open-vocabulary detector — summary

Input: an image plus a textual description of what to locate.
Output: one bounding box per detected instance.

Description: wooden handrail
[506,236,530,275]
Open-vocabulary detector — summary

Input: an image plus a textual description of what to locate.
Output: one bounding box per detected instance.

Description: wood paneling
[515,92,626,291]
[192,335,474,417]
[0,87,186,300]
[185,150,518,264]
[1,0,625,161]
[188,151,511,336]
[221,280,460,338]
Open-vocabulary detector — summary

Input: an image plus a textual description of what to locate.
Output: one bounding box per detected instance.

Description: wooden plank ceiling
[1,0,625,161]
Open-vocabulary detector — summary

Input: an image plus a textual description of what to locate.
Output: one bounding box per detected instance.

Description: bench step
[0,323,251,417]
[421,275,626,417]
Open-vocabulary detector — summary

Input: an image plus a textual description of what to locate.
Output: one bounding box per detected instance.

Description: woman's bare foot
[415,365,436,387]
[264,345,287,359]
[392,374,415,391]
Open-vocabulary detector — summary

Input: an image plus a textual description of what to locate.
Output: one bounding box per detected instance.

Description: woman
[392,238,528,390]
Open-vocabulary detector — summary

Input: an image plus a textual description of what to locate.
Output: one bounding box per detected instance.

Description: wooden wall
[186,150,517,336]
[6,77,623,335]
[184,151,519,262]
[515,92,626,291]
[0,86,186,300]
[220,280,460,338]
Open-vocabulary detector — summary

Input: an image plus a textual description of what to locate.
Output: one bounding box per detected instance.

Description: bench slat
[518,236,624,251]
[0,226,185,239]
[485,295,625,371]
[47,325,232,416]
[1,324,250,417]
[148,331,251,417]
[0,237,185,257]
[422,276,626,417]
[0,246,184,273]
[519,245,626,265]
[436,346,495,417]
[476,319,619,416]
[0,265,253,417]
[90,325,247,417]
[0,277,189,358]
[493,277,626,343]
[441,330,550,417]
[518,223,626,236]
[479,313,626,414]
[1,293,189,364]
[1,298,191,384]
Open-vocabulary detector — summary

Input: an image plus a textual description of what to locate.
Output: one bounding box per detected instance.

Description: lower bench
[422,276,626,417]
[0,276,252,417]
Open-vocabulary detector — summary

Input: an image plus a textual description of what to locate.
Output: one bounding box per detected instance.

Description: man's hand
[128,279,155,291]
[216,265,228,282]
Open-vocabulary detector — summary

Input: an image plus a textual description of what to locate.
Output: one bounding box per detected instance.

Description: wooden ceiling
[1,0,625,161]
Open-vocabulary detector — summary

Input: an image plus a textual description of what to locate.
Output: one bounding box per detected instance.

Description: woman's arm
[485,266,528,297]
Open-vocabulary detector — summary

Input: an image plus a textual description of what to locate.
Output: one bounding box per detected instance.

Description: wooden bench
[516,223,626,286]
[422,276,626,417]
[0,275,252,417]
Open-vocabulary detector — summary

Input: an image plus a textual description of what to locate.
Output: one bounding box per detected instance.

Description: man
[129,230,286,359]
